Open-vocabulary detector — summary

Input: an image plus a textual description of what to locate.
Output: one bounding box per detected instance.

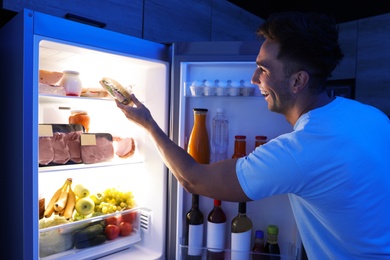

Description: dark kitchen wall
[1,0,263,42]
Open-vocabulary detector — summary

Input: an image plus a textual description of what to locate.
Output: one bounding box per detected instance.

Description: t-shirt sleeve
[236,137,304,200]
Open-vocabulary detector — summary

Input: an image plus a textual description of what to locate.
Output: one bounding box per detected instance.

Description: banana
[54,179,72,212]
[62,184,76,220]
[44,178,71,218]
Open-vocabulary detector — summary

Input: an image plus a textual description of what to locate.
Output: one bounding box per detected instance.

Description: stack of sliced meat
[39,124,84,165]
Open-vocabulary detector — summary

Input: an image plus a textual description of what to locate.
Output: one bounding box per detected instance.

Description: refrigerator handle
[64,13,106,28]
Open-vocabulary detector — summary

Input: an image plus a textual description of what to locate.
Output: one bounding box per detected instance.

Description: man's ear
[290,70,309,93]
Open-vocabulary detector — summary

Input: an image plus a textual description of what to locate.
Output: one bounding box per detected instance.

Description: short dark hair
[257,12,344,93]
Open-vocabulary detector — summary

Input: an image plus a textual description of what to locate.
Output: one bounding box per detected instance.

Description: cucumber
[74,235,106,249]
[73,223,103,243]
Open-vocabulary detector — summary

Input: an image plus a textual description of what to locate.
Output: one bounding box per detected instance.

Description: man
[116,12,390,259]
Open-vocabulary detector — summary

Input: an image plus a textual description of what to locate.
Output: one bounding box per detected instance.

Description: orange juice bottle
[187,108,210,164]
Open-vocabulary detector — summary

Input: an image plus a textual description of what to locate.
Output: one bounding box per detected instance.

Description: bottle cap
[255,230,264,238]
[235,135,246,140]
[216,108,224,114]
[255,135,267,140]
[267,225,279,235]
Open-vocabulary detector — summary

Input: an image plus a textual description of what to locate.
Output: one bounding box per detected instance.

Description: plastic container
[60,70,82,96]
[211,108,229,163]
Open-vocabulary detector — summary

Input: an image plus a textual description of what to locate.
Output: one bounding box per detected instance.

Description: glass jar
[60,70,82,96]
[69,110,90,132]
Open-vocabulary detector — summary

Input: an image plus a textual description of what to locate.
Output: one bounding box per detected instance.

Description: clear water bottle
[211,108,229,163]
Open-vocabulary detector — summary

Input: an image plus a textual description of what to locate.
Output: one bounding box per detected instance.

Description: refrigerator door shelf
[178,239,299,260]
[39,207,144,260]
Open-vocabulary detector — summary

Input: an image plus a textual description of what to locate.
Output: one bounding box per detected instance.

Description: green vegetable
[73,223,103,242]
[74,235,106,249]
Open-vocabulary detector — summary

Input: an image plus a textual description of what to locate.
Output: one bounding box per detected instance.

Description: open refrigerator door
[1,9,170,260]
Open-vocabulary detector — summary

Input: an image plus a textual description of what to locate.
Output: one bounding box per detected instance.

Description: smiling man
[115,12,390,259]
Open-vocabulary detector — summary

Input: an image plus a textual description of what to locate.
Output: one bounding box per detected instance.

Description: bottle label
[231,230,251,260]
[206,221,226,252]
[188,224,204,256]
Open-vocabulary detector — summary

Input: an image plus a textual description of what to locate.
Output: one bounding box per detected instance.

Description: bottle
[187,108,210,164]
[232,135,247,159]
[254,135,267,149]
[185,108,210,258]
[186,194,204,259]
[206,199,227,260]
[264,225,281,260]
[231,202,253,260]
[211,108,229,163]
[252,230,266,260]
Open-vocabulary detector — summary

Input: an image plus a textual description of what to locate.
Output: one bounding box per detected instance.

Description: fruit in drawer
[122,211,137,224]
[44,178,72,218]
[119,221,133,236]
[74,184,90,198]
[90,193,104,205]
[105,224,120,240]
[75,197,95,216]
[105,215,123,226]
[60,183,76,220]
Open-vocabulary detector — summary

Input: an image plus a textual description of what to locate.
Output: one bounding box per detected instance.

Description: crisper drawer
[39,208,143,260]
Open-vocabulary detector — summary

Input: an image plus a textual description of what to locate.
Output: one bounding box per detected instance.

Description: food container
[69,110,90,132]
[188,80,204,96]
[216,80,228,96]
[39,208,141,259]
[228,80,241,96]
[60,70,82,96]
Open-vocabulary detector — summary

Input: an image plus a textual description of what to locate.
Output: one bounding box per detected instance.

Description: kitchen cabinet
[355,13,390,116]
[2,0,144,37]
[1,0,263,42]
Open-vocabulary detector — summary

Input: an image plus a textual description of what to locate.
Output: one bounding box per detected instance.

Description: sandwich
[99,77,133,105]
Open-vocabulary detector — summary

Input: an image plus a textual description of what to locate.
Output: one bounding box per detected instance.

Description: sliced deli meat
[66,131,82,163]
[114,137,136,158]
[39,137,54,165]
[81,133,114,164]
[52,132,70,164]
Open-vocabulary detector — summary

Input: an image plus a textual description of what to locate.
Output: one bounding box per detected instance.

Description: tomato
[119,221,133,236]
[105,224,120,240]
[121,211,137,224]
[105,215,122,226]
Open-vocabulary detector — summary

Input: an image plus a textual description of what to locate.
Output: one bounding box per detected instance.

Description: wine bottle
[206,199,227,260]
[186,194,204,259]
[264,225,281,260]
[252,230,266,260]
[185,108,210,258]
[230,202,253,260]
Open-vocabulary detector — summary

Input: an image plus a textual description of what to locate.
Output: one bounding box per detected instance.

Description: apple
[90,193,104,205]
[105,224,120,240]
[74,184,90,198]
[122,211,137,224]
[105,215,122,226]
[75,197,95,215]
[119,221,133,236]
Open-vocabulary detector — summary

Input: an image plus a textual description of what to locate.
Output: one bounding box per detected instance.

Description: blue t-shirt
[236,97,390,259]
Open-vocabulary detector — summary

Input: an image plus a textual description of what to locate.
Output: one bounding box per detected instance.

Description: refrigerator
[1,9,301,260]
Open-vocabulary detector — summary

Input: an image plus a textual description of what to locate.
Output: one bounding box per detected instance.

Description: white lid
[63,70,80,75]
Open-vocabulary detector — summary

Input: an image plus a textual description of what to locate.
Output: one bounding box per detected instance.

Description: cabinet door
[2,0,143,37]
[356,13,390,116]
